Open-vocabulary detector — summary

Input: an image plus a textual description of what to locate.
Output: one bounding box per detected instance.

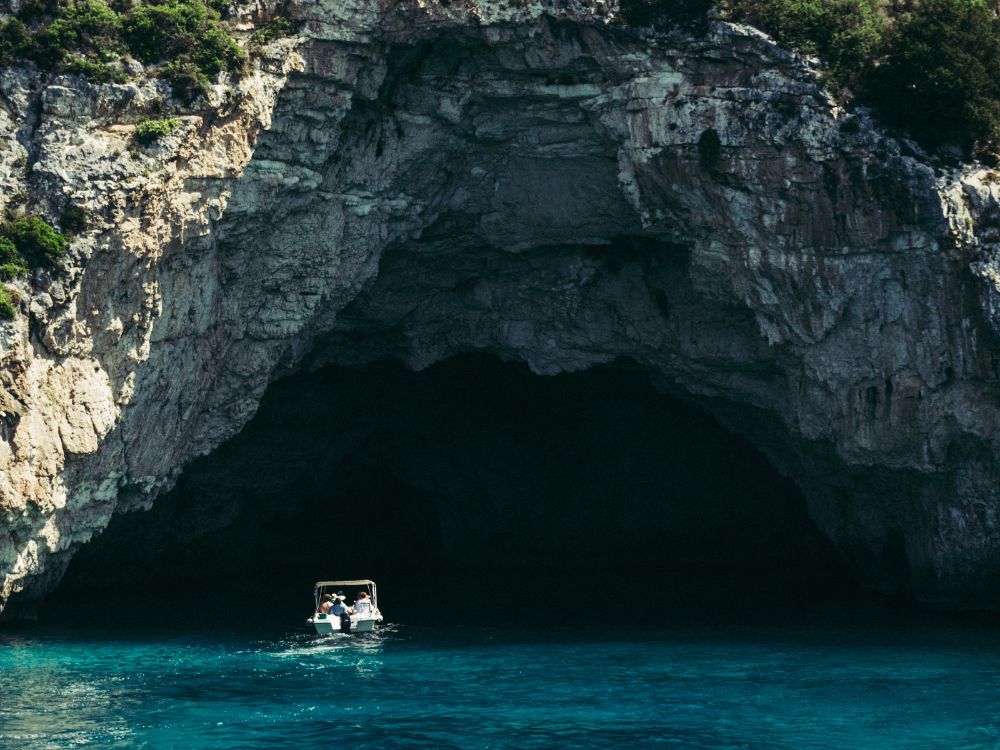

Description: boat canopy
[315,579,374,588]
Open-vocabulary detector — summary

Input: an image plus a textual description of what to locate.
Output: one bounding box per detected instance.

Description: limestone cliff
[3,0,1000,616]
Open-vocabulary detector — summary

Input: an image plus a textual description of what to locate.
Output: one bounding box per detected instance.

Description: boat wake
[266,623,403,659]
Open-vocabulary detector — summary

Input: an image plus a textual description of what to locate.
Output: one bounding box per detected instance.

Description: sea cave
[54,353,860,621]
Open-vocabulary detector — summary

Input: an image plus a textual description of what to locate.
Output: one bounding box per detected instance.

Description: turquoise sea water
[3,613,1000,749]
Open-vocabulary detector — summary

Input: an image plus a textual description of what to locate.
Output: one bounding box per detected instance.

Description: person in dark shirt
[331,595,350,617]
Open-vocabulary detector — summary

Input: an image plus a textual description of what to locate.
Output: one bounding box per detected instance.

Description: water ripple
[3,622,1000,749]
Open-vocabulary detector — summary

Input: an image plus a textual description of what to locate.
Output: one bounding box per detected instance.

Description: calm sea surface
[3,611,1000,749]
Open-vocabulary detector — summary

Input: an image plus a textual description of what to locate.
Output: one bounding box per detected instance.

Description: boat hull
[310,613,382,635]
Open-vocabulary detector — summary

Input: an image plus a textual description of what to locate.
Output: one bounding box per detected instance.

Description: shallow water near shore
[4,600,1000,749]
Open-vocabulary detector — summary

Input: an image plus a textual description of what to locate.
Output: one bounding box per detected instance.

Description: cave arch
[53,22,891,615]
[57,354,858,617]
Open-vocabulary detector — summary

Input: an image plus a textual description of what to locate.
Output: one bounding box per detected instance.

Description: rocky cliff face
[4,0,1000,617]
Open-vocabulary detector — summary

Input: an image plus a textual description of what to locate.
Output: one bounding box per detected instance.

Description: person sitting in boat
[318,594,334,614]
[353,591,373,615]
[331,595,351,618]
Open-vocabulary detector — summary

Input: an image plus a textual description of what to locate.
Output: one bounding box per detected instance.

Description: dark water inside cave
[4,595,1000,749]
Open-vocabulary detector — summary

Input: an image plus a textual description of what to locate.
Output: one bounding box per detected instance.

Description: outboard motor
[340,613,352,633]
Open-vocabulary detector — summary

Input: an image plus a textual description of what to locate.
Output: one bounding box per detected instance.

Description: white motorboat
[307,579,384,634]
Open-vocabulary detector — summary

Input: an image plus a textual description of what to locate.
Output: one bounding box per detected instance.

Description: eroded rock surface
[4,0,1000,615]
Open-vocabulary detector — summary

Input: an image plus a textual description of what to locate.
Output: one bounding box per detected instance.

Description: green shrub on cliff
[161,59,211,103]
[124,0,244,75]
[25,0,124,68]
[2,216,67,268]
[0,288,17,320]
[0,236,29,281]
[719,0,1000,154]
[59,205,90,235]
[64,56,128,83]
[124,0,245,100]
[863,0,1000,151]
[124,0,212,62]
[726,0,886,93]
[0,216,70,320]
[0,215,67,319]
[0,0,247,102]
[249,16,294,45]
[134,116,182,144]
[0,19,31,67]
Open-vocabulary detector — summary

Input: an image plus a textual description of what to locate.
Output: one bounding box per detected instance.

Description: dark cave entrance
[54,355,860,622]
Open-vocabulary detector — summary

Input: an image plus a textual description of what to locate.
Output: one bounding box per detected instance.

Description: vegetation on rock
[619,0,1000,155]
[59,205,90,234]
[160,59,211,103]
[134,117,182,144]
[0,0,294,99]
[0,234,22,319]
[863,0,1000,151]
[3,216,67,268]
[124,0,245,93]
[0,287,17,320]
[0,0,124,75]
[63,55,128,83]
[0,215,67,320]
[727,0,886,93]
[0,236,29,281]
[249,16,294,45]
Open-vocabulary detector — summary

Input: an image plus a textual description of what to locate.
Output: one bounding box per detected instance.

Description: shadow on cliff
[46,355,869,627]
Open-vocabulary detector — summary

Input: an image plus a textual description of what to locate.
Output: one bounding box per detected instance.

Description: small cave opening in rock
[53,355,861,624]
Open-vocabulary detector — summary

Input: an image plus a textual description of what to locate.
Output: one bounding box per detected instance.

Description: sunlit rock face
[4,0,1000,617]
